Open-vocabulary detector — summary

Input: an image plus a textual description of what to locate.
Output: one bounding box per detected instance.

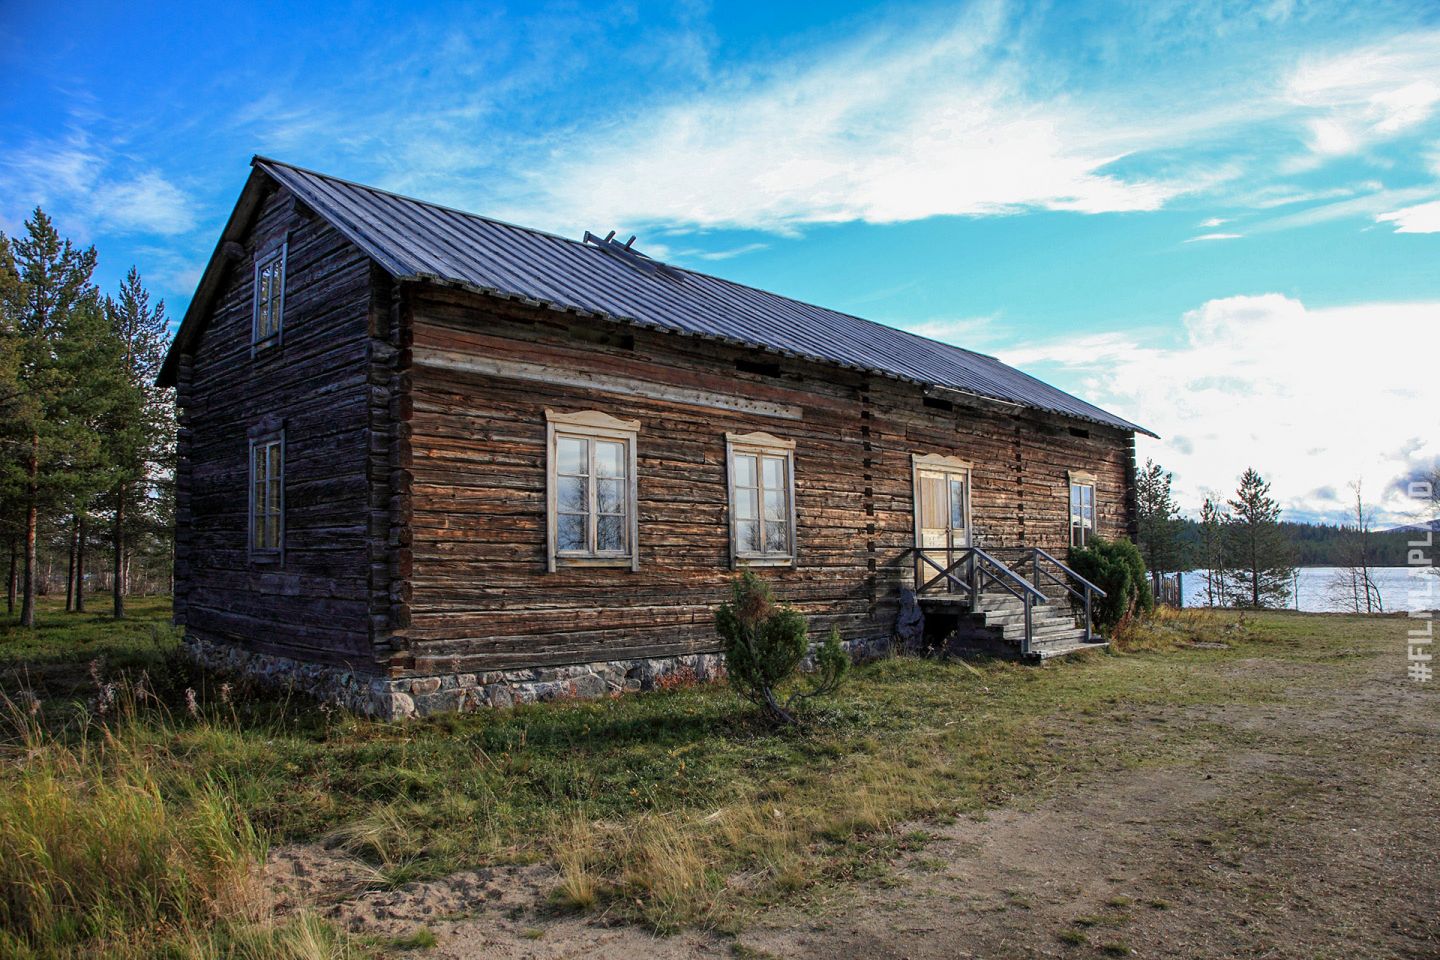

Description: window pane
[734,486,757,520]
[597,515,626,552]
[733,453,756,487]
[558,476,587,512]
[596,478,625,515]
[763,489,786,522]
[1070,484,1082,511]
[252,480,264,548]
[557,514,586,551]
[595,441,624,478]
[1071,520,1083,548]
[268,442,281,483]
[920,475,946,528]
[763,520,788,554]
[949,478,966,528]
[736,519,760,553]
[557,437,587,475]
[762,456,785,490]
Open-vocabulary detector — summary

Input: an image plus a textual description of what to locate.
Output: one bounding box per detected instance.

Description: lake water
[1178,566,1439,613]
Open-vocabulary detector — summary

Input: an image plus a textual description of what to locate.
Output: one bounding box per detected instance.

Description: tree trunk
[75,512,87,613]
[113,483,126,619]
[65,514,78,612]
[20,435,38,628]
[6,537,16,614]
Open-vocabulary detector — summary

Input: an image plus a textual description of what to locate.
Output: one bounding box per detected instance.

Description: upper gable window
[726,432,797,567]
[1069,470,1096,549]
[252,243,287,348]
[545,410,640,571]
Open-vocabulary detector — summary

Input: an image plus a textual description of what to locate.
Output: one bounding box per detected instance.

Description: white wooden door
[916,468,970,555]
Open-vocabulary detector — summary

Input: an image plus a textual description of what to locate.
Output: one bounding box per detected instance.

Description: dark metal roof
[167,156,1153,436]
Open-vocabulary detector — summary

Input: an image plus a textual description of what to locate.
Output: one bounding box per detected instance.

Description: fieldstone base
[184,633,888,720]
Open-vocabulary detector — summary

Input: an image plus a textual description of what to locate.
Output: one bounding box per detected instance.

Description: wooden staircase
[952,594,1107,659]
[909,546,1109,661]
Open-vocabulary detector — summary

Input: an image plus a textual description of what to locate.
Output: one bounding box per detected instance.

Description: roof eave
[398,274,1158,438]
[156,163,275,387]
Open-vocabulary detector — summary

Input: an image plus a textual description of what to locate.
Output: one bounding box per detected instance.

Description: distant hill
[1176,517,1430,567]
[1385,518,1440,534]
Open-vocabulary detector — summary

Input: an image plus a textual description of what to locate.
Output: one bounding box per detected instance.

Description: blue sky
[3,0,1438,523]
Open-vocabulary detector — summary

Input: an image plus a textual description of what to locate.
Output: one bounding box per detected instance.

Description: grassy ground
[1,597,1430,957]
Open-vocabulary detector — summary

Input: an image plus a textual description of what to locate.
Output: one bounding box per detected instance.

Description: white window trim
[545,409,640,572]
[1068,471,1097,549]
[725,431,798,568]
[248,428,285,561]
[251,242,287,351]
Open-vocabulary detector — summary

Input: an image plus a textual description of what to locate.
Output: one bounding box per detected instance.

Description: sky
[2,0,1437,525]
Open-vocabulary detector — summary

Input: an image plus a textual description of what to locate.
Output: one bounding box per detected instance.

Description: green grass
[1,596,1424,954]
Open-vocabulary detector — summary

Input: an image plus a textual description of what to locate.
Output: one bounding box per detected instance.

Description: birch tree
[1326,479,1383,613]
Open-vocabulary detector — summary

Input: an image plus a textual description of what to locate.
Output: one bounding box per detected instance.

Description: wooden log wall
[175,184,382,669]
[395,286,1134,675]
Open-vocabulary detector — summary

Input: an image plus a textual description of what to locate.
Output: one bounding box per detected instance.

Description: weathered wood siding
[395,287,1134,675]
[174,184,387,668]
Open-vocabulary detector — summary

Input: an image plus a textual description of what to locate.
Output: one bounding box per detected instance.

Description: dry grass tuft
[1110,605,1250,653]
[0,680,363,958]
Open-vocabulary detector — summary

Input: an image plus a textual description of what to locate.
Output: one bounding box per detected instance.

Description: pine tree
[1135,458,1187,599]
[1197,496,1228,606]
[0,210,119,627]
[102,267,174,618]
[1224,468,1295,609]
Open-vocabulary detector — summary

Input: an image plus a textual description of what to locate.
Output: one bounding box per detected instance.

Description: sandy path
[268,644,1440,959]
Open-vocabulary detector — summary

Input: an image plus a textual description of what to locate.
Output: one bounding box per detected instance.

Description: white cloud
[492,12,1198,233]
[1377,199,1440,233]
[901,315,1005,350]
[1185,232,1242,242]
[0,133,197,237]
[1000,294,1440,523]
[1286,32,1440,157]
[90,172,196,235]
[1200,217,1229,227]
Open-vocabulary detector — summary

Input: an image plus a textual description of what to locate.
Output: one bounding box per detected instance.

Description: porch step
[1028,640,1109,660]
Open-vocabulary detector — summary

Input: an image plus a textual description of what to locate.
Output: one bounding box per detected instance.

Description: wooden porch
[908,546,1109,660]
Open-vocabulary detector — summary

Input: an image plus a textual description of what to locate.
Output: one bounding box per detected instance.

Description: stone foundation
[184,634,888,720]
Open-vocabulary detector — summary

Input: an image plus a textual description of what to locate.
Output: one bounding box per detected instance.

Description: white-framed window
[545,410,640,571]
[1069,471,1096,549]
[249,428,284,557]
[726,431,797,567]
[252,243,287,348]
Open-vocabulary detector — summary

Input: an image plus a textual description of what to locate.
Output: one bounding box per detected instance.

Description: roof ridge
[251,156,1007,365]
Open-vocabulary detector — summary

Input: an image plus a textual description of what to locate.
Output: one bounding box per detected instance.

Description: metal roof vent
[583,230,683,280]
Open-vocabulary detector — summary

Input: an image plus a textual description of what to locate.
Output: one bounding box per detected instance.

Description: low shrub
[1067,537,1154,632]
[715,572,849,725]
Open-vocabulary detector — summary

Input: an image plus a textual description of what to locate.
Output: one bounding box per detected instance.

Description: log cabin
[158,157,1155,718]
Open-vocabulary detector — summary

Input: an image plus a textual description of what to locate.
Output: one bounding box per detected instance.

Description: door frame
[911,452,974,585]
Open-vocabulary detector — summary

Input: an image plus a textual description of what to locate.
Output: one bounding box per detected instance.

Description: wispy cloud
[1002,294,1440,523]
[0,131,197,237]
[1377,199,1440,233]
[488,8,1206,234]
[681,242,770,262]
[1286,31,1440,158]
[1185,232,1242,242]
